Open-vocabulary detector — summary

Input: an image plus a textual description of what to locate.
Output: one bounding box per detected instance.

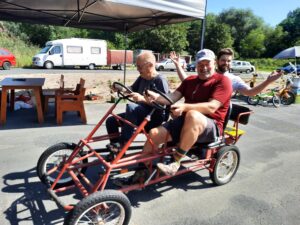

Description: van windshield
[40,45,52,54]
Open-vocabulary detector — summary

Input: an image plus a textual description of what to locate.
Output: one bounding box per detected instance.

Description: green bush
[0,32,40,68]
[241,58,291,72]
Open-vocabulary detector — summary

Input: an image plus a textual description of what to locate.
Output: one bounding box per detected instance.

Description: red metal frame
[44,99,252,211]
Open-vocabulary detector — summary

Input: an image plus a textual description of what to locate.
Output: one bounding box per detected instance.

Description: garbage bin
[292,78,300,103]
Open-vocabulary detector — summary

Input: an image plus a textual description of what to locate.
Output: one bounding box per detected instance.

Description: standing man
[106,51,169,152]
[171,48,282,96]
[141,49,232,176]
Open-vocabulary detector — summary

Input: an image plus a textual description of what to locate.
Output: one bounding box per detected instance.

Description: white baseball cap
[196,49,215,62]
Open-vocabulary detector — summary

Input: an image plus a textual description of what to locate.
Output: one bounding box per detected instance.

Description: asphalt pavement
[0,99,299,225]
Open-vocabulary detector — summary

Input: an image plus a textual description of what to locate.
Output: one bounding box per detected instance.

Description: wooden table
[0,78,45,125]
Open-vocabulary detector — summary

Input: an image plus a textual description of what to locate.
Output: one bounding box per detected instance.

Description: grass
[0,32,40,68]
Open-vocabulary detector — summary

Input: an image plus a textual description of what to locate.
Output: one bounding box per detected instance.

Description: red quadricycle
[36,82,253,225]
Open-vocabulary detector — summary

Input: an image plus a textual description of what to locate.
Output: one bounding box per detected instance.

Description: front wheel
[36,142,88,188]
[280,91,295,105]
[210,146,240,185]
[157,66,164,71]
[247,96,259,105]
[65,190,131,225]
[272,95,281,107]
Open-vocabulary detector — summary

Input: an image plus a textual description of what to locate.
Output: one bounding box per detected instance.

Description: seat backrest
[222,102,232,131]
[74,78,85,95]
[229,104,252,125]
[59,74,64,90]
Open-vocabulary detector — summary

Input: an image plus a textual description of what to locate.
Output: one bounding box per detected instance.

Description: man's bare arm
[170,51,188,81]
[239,71,282,96]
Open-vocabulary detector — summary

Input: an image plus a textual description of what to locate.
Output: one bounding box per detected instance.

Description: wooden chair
[55,78,87,125]
[43,74,64,114]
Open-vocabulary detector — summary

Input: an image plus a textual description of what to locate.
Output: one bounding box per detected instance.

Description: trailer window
[91,47,101,54]
[67,46,83,54]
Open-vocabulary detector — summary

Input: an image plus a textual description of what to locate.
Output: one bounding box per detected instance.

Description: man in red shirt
[143,49,232,176]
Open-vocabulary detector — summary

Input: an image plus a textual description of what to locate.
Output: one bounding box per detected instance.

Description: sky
[206,0,300,27]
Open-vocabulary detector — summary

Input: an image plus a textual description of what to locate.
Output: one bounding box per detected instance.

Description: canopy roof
[273,46,300,59]
[0,0,206,32]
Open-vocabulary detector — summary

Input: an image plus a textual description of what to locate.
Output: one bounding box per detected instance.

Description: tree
[129,23,188,54]
[204,14,234,55]
[217,8,265,56]
[264,26,289,57]
[240,29,265,58]
[279,8,300,46]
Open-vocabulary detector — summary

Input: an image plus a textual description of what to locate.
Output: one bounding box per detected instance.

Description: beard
[218,64,229,73]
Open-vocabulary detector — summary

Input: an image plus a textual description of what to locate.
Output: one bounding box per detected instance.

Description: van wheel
[44,61,53,69]
[112,66,118,70]
[246,69,251,73]
[88,64,95,70]
[157,66,164,71]
[3,62,11,70]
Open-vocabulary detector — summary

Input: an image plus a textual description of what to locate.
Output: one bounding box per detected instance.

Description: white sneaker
[157,162,180,176]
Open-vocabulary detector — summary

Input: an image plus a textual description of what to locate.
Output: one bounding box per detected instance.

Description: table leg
[34,87,44,123]
[1,87,8,125]
[10,89,15,112]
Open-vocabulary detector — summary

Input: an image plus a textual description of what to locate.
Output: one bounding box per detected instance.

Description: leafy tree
[129,23,188,54]
[264,26,289,57]
[240,28,265,58]
[187,20,202,57]
[279,8,300,46]
[217,8,265,56]
[204,14,234,55]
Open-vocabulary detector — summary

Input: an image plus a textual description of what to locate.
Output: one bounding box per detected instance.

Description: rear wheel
[210,146,240,185]
[272,95,281,107]
[65,190,131,225]
[88,63,95,70]
[247,96,259,105]
[280,91,295,105]
[36,142,88,188]
[246,69,251,73]
[3,61,11,70]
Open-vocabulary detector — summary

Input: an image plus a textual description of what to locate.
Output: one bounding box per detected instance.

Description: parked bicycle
[276,75,295,105]
[247,87,281,107]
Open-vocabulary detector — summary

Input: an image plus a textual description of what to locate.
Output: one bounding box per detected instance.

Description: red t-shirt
[177,73,232,133]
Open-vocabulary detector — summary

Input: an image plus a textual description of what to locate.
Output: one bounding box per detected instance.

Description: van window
[40,45,52,54]
[50,46,61,54]
[91,47,101,54]
[67,46,83,54]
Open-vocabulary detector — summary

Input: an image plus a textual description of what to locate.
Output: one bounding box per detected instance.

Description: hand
[128,92,143,102]
[169,51,180,65]
[143,90,160,104]
[267,70,283,83]
[170,104,185,118]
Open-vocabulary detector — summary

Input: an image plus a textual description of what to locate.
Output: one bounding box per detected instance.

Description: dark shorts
[162,115,218,144]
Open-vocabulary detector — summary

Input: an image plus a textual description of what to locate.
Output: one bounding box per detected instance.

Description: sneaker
[157,161,180,176]
[114,169,149,187]
[106,142,122,153]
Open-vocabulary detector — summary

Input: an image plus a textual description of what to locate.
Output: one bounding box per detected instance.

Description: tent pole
[123,23,128,85]
[200,0,208,49]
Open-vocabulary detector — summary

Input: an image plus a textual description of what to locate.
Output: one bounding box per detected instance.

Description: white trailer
[32,38,107,69]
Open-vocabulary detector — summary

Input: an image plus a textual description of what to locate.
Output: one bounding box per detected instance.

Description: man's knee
[148,126,169,144]
[184,110,207,130]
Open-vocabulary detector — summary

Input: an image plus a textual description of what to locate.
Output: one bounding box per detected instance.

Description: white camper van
[32,38,107,69]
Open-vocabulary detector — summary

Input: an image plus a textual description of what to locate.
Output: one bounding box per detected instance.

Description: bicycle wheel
[209,146,240,185]
[272,95,281,107]
[65,190,131,225]
[247,96,259,105]
[280,91,295,105]
[37,142,88,188]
